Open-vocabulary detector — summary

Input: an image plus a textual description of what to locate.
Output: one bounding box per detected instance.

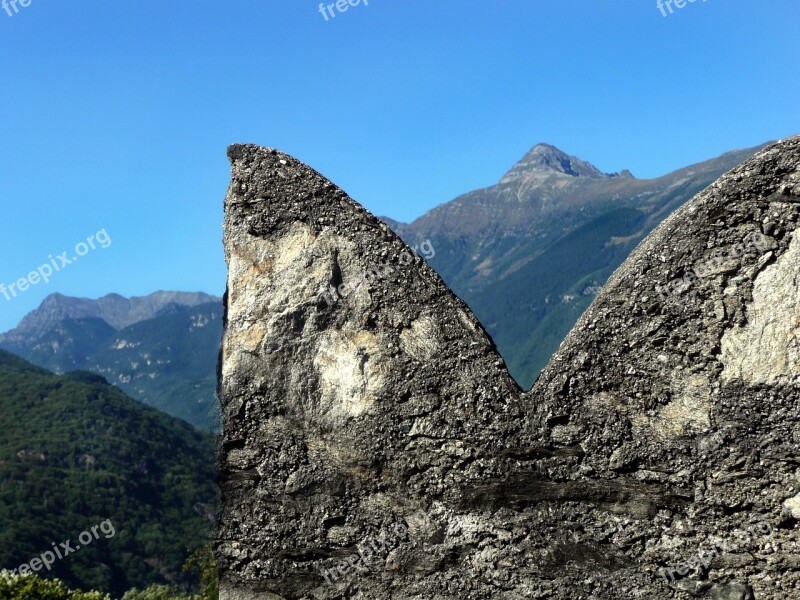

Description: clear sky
[0,0,798,332]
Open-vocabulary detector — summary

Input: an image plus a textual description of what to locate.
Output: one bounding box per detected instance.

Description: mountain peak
[500,144,630,184]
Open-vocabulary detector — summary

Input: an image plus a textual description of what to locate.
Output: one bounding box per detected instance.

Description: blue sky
[0,0,798,332]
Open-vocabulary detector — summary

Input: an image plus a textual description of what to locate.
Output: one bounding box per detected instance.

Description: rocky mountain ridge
[1,290,219,341]
[499,142,634,183]
[383,142,769,387]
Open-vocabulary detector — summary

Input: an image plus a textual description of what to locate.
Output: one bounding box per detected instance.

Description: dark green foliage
[120,584,199,599]
[0,352,50,375]
[181,546,218,600]
[0,351,218,597]
[13,319,117,374]
[0,573,110,599]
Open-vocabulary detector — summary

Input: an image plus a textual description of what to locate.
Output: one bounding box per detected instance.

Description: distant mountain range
[3,291,218,338]
[0,350,217,597]
[0,292,222,430]
[383,142,768,387]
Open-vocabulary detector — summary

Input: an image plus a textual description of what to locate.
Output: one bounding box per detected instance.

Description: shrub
[0,571,110,599]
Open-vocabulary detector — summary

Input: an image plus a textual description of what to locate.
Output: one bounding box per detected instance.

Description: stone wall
[217,137,800,599]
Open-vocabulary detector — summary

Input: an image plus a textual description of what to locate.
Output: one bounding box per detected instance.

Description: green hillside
[14,318,118,374]
[0,303,222,430]
[86,304,222,430]
[468,207,644,387]
[0,350,218,598]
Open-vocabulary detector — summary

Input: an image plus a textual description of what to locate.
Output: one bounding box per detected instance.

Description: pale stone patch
[400,314,440,362]
[313,330,387,419]
[653,374,712,437]
[222,222,372,386]
[720,232,800,385]
[591,374,711,442]
[783,493,800,519]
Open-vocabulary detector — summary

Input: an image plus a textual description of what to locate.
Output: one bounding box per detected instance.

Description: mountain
[0,292,222,430]
[2,291,219,341]
[0,350,217,597]
[499,143,633,182]
[383,142,769,388]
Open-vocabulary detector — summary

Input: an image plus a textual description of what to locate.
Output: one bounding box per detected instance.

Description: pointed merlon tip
[228,143,301,163]
[227,143,275,162]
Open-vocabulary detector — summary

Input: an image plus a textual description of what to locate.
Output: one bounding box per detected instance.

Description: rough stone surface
[217,137,800,599]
